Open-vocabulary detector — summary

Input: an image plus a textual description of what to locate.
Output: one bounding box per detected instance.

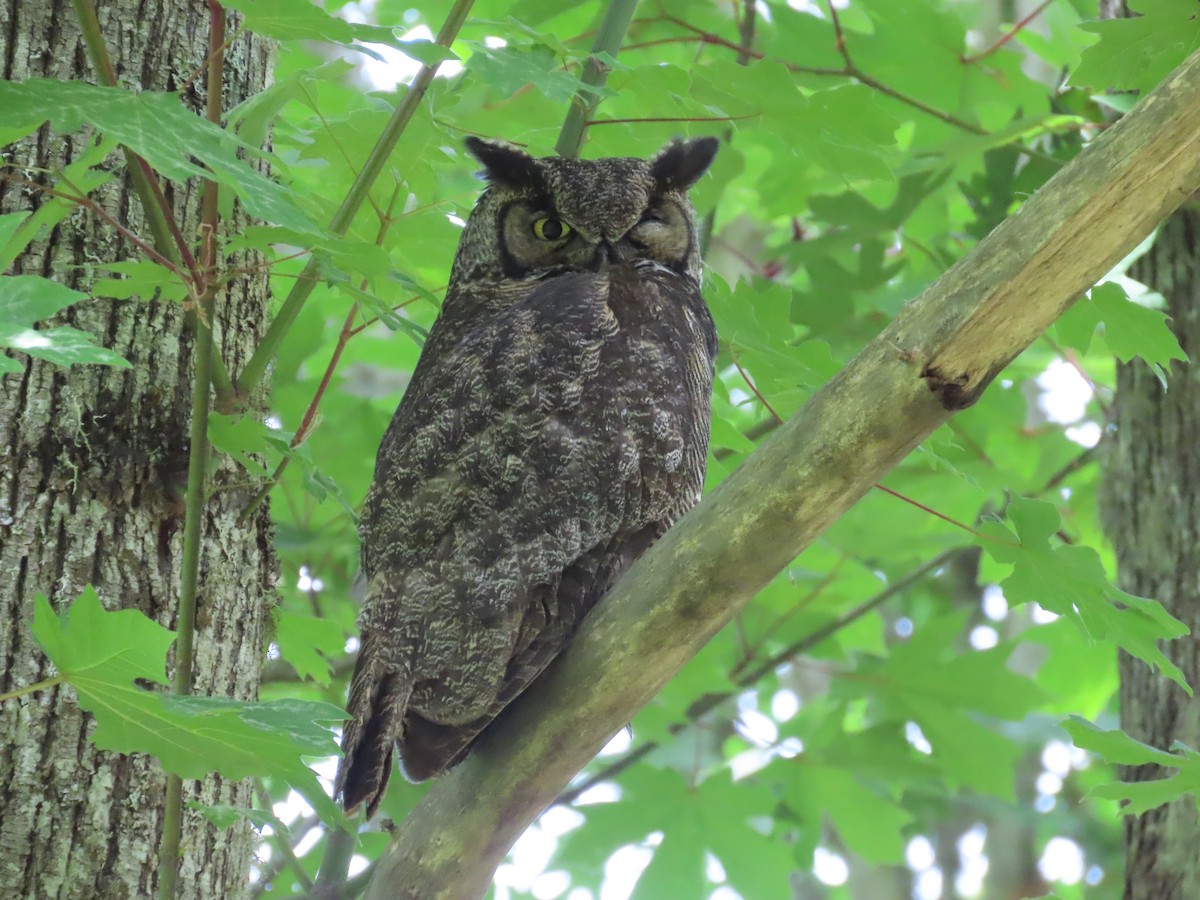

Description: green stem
[248,815,321,898]
[71,0,175,258]
[0,675,65,703]
[158,6,225,898]
[69,0,236,405]
[158,779,185,900]
[235,300,360,525]
[555,0,640,158]
[312,825,358,899]
[233,0,476,400]
[157,294,216,900]
[253,782,315,893]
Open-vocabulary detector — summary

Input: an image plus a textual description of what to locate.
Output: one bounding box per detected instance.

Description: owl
[336,136,720,817]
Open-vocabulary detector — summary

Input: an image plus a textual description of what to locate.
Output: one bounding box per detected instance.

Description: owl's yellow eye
[532,217,571,242]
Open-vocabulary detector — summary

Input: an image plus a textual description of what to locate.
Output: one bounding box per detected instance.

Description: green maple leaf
[0,275,131,374]
[1091,282,1187,379]
[0,80,317,234]
[1064,716,1200,814]
[1056,282,1187,385]
[787,764,913,864]
[31,588,346,824]
[856,611,1046,799]
[275,612,347,684]
[1074,0,1200,94]
[221,0,458,65]
[467,44,599,104]
[980,499,1190,692]
[556,768,793,899]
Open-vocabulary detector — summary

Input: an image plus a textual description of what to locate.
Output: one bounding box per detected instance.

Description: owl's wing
[338,269,713,816]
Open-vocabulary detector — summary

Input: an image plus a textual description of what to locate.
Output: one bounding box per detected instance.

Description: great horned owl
[336,136,719,816]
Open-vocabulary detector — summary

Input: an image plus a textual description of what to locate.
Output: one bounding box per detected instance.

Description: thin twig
[297,82,386,222]
[235,183,409,524]
[10,173,183,276]
[873,482,1003,542]
[1043,445,1098,491]
[662,8,987,136]
[235,301,359,524]
[69,0,179,261]
[729,554,848,678]
[69,0,236,403]
[648,6,1062,169]
[961,0,1056,65]
[130,154,201,279]
[739,550,958,685]
[179,23,247,96]
[946,418,997,468]
[712,418,778,461]
[345,294,425,337]
[735,330,1003,544]
[737,0,757,66]
[248,812,322,897]
[252,782,316,893]
[234,0,474,400]
[158,6,225,897]
[826,0,849,60]
[622,35,711,52]
[733,359,783,424]
[586,113,757,126]
[851,68,987,135]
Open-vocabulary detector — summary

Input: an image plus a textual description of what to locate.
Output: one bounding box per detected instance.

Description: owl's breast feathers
[337,265,716,816]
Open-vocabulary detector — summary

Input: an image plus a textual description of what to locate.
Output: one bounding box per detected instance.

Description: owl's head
[451,137,718,288]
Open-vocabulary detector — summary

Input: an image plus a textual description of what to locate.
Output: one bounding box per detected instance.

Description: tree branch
[555,0,640,158]
[364,48,1200,900]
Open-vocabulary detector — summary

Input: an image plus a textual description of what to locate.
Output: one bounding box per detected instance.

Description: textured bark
[1100,209,1200,900]
[0,2,274,898]
[1096,5,1200,898]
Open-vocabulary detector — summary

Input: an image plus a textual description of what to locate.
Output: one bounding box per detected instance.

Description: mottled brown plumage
[336,136,719,817]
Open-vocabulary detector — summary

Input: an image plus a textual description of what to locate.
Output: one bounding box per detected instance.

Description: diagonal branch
[364,47,1200,900]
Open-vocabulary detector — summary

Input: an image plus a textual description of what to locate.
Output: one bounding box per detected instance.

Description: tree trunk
[1100,208,1200,899]
[0,3,273,898]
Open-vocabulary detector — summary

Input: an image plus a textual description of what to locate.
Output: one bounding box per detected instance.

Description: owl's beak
[593,240,635,271]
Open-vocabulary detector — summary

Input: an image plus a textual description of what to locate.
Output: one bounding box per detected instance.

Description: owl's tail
[335,634,412,818]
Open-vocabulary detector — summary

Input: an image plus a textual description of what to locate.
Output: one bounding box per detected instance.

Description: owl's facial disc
[469,136,718,281]
[499,198,694,278]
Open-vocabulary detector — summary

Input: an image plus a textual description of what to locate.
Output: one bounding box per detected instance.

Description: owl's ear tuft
[465,137,542,189]
[650,137,719,192]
